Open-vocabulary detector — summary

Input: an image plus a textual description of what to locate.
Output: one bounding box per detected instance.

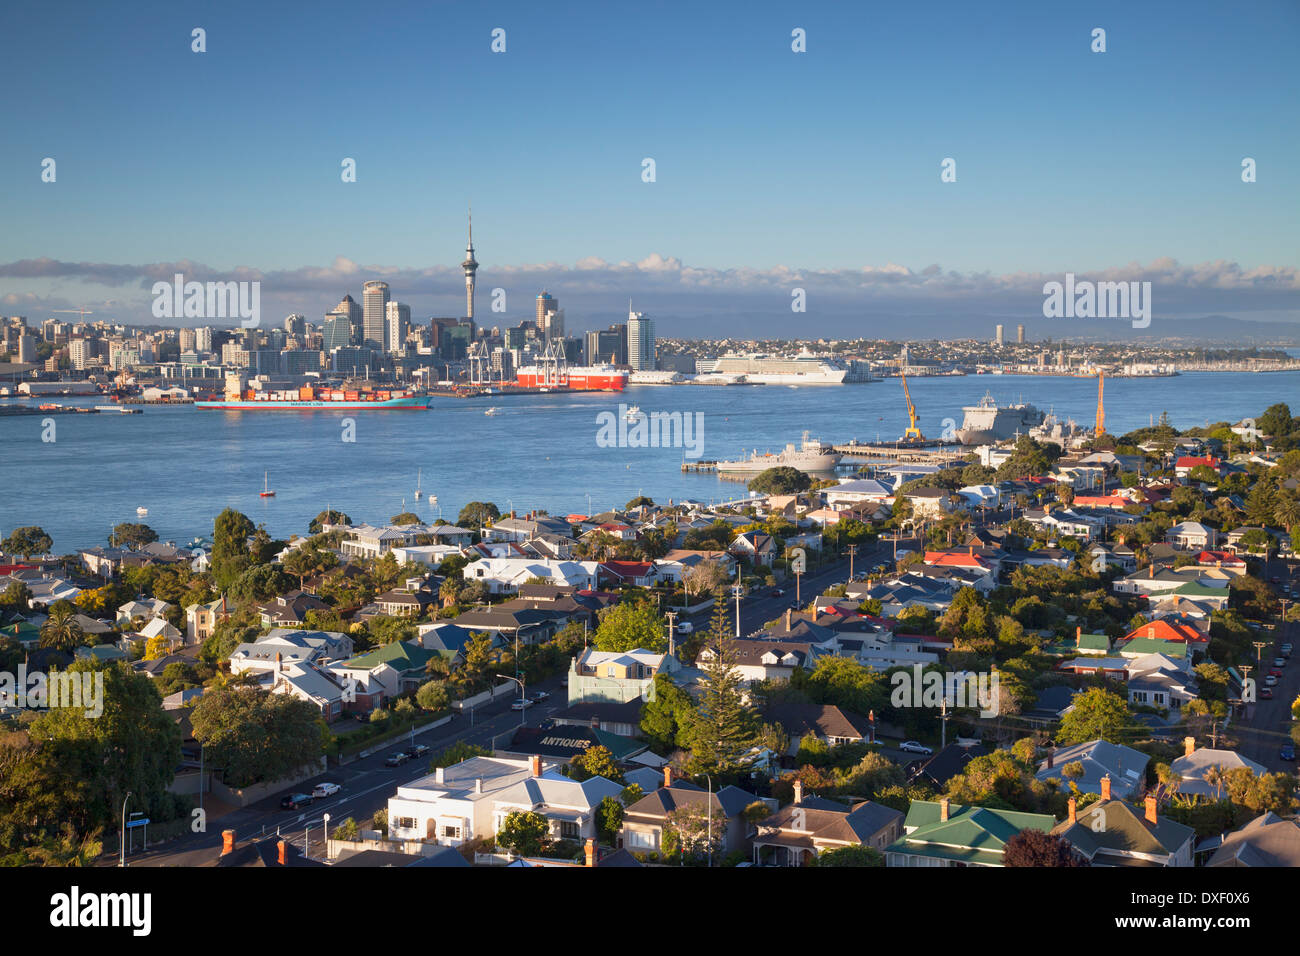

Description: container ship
[514,364,628,391]
[195,374,430,409]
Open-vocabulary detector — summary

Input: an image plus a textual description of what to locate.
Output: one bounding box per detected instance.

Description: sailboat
[414,468,423,500]
[260,471,275,498]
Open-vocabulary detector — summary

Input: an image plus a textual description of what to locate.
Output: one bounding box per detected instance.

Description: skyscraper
[627,308,655,371]
[362,281,390,351]
[322,315,352,351]
[386,301,411,353]
[1017,324,1025,344]
[995,324,1004,347]
[284,313,306,336]
[462,206,478,321]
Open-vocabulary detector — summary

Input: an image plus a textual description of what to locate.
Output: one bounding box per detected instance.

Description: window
[560,821,581,839]
[394,817,416,831]
[442,825,460,839]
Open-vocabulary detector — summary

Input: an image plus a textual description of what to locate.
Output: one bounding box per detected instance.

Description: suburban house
[185,597,227,644]
[903,488,960,519]
[467,557,600,594]
[597,560,661,588]
[341,524,433,560]
[1204,812,1300,867]
[255,590,330,628]
[622,772,759,858]
[908,741,993,790]
[729,532,776,568]
[1035,742,1150,801]
[753,786,903,866]
[763,702,874,752]
[704,639,824,684]
[1052,790,1195,867]
[1170,737,1266,800]
[885,798,1058,867]
[388,755,558,846]
[489,759,624,844]
[568,647,680,705]
[822,479,896,508]
[1125,654,1199,711]
[227,629,354,675]
[328,641,439,711]
[657,549,736,585]
[116,597,171,626]
[263,660,347,721]
[1165,521,1219,551]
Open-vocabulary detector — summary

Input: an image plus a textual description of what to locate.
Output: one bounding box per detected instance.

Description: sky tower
[461,204,478,321]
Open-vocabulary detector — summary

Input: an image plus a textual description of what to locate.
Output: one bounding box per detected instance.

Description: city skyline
[0,1,1296,337]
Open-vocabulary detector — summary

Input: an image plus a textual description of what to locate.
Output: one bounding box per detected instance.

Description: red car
[1260,687,1274,700]
[1269,668,1284,678]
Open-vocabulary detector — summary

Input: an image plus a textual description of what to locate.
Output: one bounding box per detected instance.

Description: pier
[832,442,968,464]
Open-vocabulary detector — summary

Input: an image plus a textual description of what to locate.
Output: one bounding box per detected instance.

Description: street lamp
[498,674,526,726]
[322,813,331,862]
[119,791,133,867]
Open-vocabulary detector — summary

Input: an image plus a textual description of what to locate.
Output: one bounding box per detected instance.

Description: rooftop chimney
[663,766,673,789]
[1149,563,1154,578]
[275,650,283,672]
[939,797,950,822]
[475,778,483,794]
[435,766,445,784]
[584,838,597,867]
[1075,626,1081,645]
[530,754,542,777]
[785,609,792,631]
[1067,796,1077,825]
[1184,735,1196,758]
[1100,774,1112,801]
[221,829,235,855]
[1147,626,1155,639]
[277,839,288,866]
[1145,793,1158,824]
[1046,751,1054,769]
[793,779,803,805]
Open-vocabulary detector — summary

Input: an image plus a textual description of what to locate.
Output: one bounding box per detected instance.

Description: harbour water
[3,370,1297,552]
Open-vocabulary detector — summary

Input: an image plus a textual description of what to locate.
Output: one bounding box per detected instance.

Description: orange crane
[900,370,924,442]
[1095,370,1105,436]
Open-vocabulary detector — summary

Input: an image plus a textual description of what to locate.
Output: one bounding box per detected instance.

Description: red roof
[599,561,653,580]
[923,551,989,569]
[1122,618,1208,645]
[1195,550,1245,566]
[1175,456,1219,469]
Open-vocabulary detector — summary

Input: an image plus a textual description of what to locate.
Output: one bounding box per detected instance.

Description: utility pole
[665,611,677,657]
[1253,641,1267,662]
[845,544,858,581]
[939,696,949,749]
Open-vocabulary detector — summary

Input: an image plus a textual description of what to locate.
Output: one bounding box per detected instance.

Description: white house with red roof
[1119,618,1209,651]
[1174,456,1221,478]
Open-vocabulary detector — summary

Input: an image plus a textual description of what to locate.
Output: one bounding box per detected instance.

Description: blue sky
[0,0,1296,334]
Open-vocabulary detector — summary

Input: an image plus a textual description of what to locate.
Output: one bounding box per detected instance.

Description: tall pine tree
[687,588,759,774]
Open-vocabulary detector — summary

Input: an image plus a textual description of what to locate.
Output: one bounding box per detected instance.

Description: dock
[832,442,968,464]
[681,460,720,472]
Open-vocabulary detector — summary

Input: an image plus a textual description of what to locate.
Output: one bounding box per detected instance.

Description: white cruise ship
[696,351,849,385]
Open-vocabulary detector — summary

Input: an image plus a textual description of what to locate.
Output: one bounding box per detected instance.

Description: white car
[676,621,694,634]
[510,698,535,711]
[311,782,340,798]
[1264,674,1279,686]
[898,741,933,755]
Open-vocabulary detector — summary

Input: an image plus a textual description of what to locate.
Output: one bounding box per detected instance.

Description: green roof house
[885,799,1057,867]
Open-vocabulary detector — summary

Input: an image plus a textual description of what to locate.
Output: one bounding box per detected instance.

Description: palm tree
[1203,765,1226,802]
[1274,497,1300,535]
[39,601,84,653]
[439,577,460,609]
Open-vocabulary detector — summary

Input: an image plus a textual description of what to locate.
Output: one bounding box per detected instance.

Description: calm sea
[3,370,1298,552]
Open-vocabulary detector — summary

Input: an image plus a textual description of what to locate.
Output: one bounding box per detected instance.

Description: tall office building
[17,334,37,364]
[1017,324,1025,344]
[584,326,626,366]
[462,206,478,321]
[627,309,655,371]
[536,292,561,341]
[362,281,390,351]
[386,302,411,353]
[322,315,353,351]
[284,313,306,336]
[195,326,213,352]
[995,324,1004,347]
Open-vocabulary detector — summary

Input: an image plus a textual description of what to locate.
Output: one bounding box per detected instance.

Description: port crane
[899,370,924,442]
[52,308,95,322]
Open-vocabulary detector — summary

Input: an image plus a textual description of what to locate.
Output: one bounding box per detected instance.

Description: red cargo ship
[514,364,628,391]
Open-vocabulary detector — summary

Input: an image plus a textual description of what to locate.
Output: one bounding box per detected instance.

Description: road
[1228,555,1299,773]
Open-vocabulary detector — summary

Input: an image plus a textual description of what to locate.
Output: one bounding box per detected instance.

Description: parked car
[1273,658,1286,668]
[311,782,340,799]
[385,752,410,767]
[1280,745,1296,762]
[898,741,933,755]
[1270,667,1284,678]
[676,621,694,634]
[1264,674,1279,686]
[511,698,535,711]
[280,793,313,810]
[769,588,785,597]
[404,744,430,759]
[1260,687,1275,700]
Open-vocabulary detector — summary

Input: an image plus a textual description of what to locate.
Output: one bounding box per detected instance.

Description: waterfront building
[362,280,390,351]
[627,309,655,371]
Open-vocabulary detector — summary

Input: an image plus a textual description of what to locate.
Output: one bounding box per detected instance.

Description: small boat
[625,405,643,423]
[414,468,423,500]
[259,471,275,498]
[136,507,148,516]
[484,407,501,416]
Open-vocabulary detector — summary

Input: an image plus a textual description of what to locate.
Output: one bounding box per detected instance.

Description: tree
[282,545,337,589]
[26,659,183,843]
[390,512,421,526]
[748,467,811,496]
[810,845,885,867]
[1056,687,1139,746]
[571,744,625,783]
[1002,829,1089,867]
[626,496,654,510]
[108,522,158,549]
[640,673,696,752]
[211,509,256,590]
[596,795,624,843]
[2,526,52,559]
[415,680,449,713]
[190,685,324,787]
[688,601,759,773]
[458,501,500,530]
[38,601,84,653]
[429,741,492,769]
[682,559,729,597]
[308,509,351,534]
[663,804,722,862]
[594,600,667,653]
[497,810,549,856]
